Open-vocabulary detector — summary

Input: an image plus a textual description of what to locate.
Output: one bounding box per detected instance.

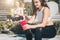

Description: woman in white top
[24,0,56,40]
[13,1,24,21]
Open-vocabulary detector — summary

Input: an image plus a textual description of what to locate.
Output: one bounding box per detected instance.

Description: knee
[48,31,56,38]
[24,30,32,34]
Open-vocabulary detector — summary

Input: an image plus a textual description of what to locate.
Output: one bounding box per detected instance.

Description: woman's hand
[25,16,31,21]
[24,24,31,30]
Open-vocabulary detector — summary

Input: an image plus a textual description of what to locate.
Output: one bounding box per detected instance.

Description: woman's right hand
[27,20,33,23]
[25,16,30,21]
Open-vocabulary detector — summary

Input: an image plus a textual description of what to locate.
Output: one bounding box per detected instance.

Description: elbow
[39,23,46,27]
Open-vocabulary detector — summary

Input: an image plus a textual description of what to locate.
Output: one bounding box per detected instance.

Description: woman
[24,0,56,40]
[10,1,24,21]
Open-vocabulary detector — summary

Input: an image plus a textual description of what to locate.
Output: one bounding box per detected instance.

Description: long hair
[32,0,49,15]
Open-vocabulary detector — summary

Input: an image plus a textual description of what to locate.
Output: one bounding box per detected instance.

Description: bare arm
[26,7,50,29]
[25,15,35,23]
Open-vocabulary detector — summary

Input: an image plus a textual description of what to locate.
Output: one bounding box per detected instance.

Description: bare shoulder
[44,7,50,11]
[44,7,50,16]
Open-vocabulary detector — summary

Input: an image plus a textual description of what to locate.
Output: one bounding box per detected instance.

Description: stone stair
[0,9,10,21]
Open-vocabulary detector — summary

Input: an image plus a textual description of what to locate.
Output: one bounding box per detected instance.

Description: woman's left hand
[24,24,31,30]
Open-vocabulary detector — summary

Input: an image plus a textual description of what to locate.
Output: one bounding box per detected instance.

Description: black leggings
[24,25,56,40]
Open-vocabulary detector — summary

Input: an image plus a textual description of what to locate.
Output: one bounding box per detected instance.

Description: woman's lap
[25,25,56,39]
[41,25,56,38]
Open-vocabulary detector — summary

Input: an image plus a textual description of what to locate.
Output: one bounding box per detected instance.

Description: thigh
[42,25,56,38]
[34,27,42,40]
[24,29,33,40]
[24,29,32,34]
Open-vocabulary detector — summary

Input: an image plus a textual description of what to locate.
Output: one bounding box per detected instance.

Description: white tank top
[33,7,44,23]
[33,7,51,23]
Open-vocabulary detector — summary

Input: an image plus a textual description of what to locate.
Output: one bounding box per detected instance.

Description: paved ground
[0,34,60,40]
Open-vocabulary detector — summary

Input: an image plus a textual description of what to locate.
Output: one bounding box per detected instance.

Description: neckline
[37,7,44,12]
